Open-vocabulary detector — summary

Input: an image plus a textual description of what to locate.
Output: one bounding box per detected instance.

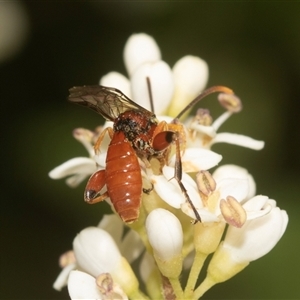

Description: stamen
[59,250,76,268]
[96,273,114,295]
[196,170,216,195]
[220,196,247,228]
[194,108,213,126]
[218,93,242,113]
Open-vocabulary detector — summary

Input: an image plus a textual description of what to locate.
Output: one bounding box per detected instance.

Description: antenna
[146,77,155,113]
[174,86,234,120]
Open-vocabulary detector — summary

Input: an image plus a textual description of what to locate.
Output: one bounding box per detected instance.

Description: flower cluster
[50,33,288,299]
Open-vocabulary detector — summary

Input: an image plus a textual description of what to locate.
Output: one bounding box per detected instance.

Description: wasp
[68,85,233,223]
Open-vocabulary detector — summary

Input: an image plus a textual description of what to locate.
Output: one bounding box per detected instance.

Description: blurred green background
[1,1,299,299]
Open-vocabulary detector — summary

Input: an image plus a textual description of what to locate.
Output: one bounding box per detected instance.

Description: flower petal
[120,230,144,264]
[223,201,288,263]
[243,195,273,220]
[53,263,77,291]
[217,178,249,203]
[73,227,122,277]
[211,132,265,150]
[98,214,123,249]
[49,157,96,179]
[72,128,95,156]
[100,71,131,98]
[146,208,183,260]
[139,251,156,284]
[68,270,103,299]
[152,174,184,208]
[123,33,161,76]
[65,173,91,188]
[168,55,209,117]
[130,60,174,114]
[189,123,216,139]
[213,164,256,199]
[180,203,219,222]
[169,148,223,172]
[211,111,232,131]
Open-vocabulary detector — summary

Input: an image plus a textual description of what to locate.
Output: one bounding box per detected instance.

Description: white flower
[151,165,220,223]
[49,128,96,187]
[73,227,139,297]
[49,157,96,188]
[100,33,209,116]
[49,126,111,187]
[193,197,288,297]
[223,196,288,263]
[50,32,288,299]
[53,215,144,292]
[0,1,29,63]
[154,164,257,224]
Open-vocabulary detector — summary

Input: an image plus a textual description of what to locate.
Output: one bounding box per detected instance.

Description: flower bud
[146,209,183,278]
[130,60,174,114]
[168,56,209,117]
[123,33,161,76]
[100,71,131,98]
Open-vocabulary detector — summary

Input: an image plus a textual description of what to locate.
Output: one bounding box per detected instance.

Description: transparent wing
[68,85,153,121]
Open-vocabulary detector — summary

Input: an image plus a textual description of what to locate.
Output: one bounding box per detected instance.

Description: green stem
[169,277,184,300]
[129,288,150,300]
[184,251,207,299]
[193,275,216,300]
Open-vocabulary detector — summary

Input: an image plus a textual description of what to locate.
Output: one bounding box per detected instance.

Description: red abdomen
[105,131,143,223]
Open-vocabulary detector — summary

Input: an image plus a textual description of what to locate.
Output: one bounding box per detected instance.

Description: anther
[196,170,216,195]
[220,196,247,228]
[218,93,242,113]
[194,108,213,126]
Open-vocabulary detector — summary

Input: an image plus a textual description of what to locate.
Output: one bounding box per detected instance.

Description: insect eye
[152,131,174,152]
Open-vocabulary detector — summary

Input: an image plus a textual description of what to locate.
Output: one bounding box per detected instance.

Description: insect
[68,84,234,223]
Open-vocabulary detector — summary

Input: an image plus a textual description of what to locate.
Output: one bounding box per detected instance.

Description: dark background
[1,2,299,299]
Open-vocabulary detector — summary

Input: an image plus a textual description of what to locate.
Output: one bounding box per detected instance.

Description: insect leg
[94,127,114,155]
[143,184,154,195]
[84,169,109,204]
[173,132,202,223]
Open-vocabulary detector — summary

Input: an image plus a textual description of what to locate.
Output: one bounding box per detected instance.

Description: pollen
[220,196,247,228]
